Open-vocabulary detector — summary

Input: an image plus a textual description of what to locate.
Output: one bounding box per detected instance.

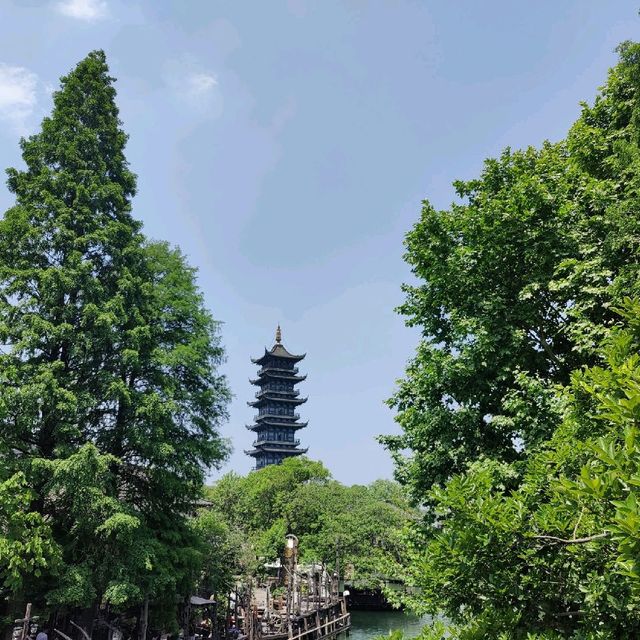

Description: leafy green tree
[381,41,640,498]
[382,40,640,639]
[282,480,413,587]
[394,301,640,638]
[0,50,230,623]
[0,473,60,608]
[206,459,417,589]
[191,509,242,600]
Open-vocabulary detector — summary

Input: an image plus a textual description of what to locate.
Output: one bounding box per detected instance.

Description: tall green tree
[381,41,640,500]
[0,50,230,622]
[382,40,640,640]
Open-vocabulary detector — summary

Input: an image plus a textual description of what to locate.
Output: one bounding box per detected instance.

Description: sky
[0,1,638,485]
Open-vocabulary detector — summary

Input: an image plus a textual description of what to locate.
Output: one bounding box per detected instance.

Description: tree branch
[533,532,609,544]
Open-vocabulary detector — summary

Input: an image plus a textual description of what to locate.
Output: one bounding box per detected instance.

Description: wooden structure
[230,536,350,640]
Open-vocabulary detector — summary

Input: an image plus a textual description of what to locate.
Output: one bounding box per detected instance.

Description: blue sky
[0,1,638,484]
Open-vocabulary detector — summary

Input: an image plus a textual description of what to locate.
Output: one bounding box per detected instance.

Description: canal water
[345,611,429,640]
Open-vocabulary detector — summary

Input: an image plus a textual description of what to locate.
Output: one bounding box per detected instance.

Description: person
[227,624,239,640]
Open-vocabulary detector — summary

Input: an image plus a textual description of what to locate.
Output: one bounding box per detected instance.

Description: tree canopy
[205,457,417,589]
[0,50,230,630]
[383,41,640,640]
[382,41,640,498]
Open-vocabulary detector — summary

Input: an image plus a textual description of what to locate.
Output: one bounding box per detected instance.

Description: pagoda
[245,326,309,469]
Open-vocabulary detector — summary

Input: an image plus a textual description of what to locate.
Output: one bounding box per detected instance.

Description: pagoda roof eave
[248,396,308,408]
[246,446,309,456]
[246,421,308,431]
[250,373,307,384]
[251,345,306,365]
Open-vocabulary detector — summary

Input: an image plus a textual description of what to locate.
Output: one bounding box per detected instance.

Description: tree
[393,301,640,639]
[381,41,640,500]
[205,459,418,589]
[0,50,230,624]
[191,509,242,600]
[383,40,640,640]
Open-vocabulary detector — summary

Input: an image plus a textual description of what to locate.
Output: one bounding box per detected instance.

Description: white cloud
[164,58,221,116]
[0,63,38,135]
[56,0,107,21]
[186,72,218,99]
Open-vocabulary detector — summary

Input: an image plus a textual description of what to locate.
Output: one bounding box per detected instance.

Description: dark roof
[245,446,308,457]
[250,372,307,385]
[251,343,305,365]
[248,396,307,408]
[246,420,308,431]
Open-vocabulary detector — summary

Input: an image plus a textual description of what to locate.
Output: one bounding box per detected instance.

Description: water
[345,611,429,640]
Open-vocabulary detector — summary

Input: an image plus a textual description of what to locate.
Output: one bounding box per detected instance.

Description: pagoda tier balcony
[255,412,300,422]
[248,396,307,408]
[245,445,309,457]
[254,388,300,399]
[258,365,299,376]
[246,421,308,431]
[253,438,301,447]
[250,372,307,385]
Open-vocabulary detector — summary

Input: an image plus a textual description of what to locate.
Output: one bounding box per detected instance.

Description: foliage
[381,41,640,498]
[205,457,417,589]
[0,474,60,596]
[191,508,243,598]
[394,306,640,636]
[386,41,640,639]
[0,50,230,627]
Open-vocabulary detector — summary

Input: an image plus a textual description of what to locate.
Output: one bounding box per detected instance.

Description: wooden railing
[288,612,351,640]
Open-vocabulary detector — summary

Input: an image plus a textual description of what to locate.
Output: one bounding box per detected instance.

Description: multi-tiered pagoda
[245,326,308,469]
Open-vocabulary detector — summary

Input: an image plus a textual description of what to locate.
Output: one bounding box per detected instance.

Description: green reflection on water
[342,611,430,640]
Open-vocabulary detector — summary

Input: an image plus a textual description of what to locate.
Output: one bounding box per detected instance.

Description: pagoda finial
[275,324,282,344]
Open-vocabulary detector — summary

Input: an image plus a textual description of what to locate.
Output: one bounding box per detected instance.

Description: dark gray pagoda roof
[248,395,307,408]
[250,372,307,384]
[245,445,308,457]
[246,420,308,431]
[252,438,301,447]
[251,326,305,365]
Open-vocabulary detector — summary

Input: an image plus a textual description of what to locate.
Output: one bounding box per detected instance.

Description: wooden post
[17,603,32,640]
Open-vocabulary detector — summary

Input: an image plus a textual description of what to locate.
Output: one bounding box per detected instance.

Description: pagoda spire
[275,324,282,344]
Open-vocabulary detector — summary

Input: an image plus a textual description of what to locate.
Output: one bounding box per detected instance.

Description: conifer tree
[0,51,229,618]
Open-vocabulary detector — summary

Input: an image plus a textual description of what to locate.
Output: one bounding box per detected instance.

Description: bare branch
[533,532,609,545]
[70,622,92,640]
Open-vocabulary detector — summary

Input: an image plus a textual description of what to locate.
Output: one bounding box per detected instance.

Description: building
[245,326,309,469]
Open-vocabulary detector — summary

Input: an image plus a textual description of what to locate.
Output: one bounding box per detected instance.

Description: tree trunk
[139,597,149,640]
